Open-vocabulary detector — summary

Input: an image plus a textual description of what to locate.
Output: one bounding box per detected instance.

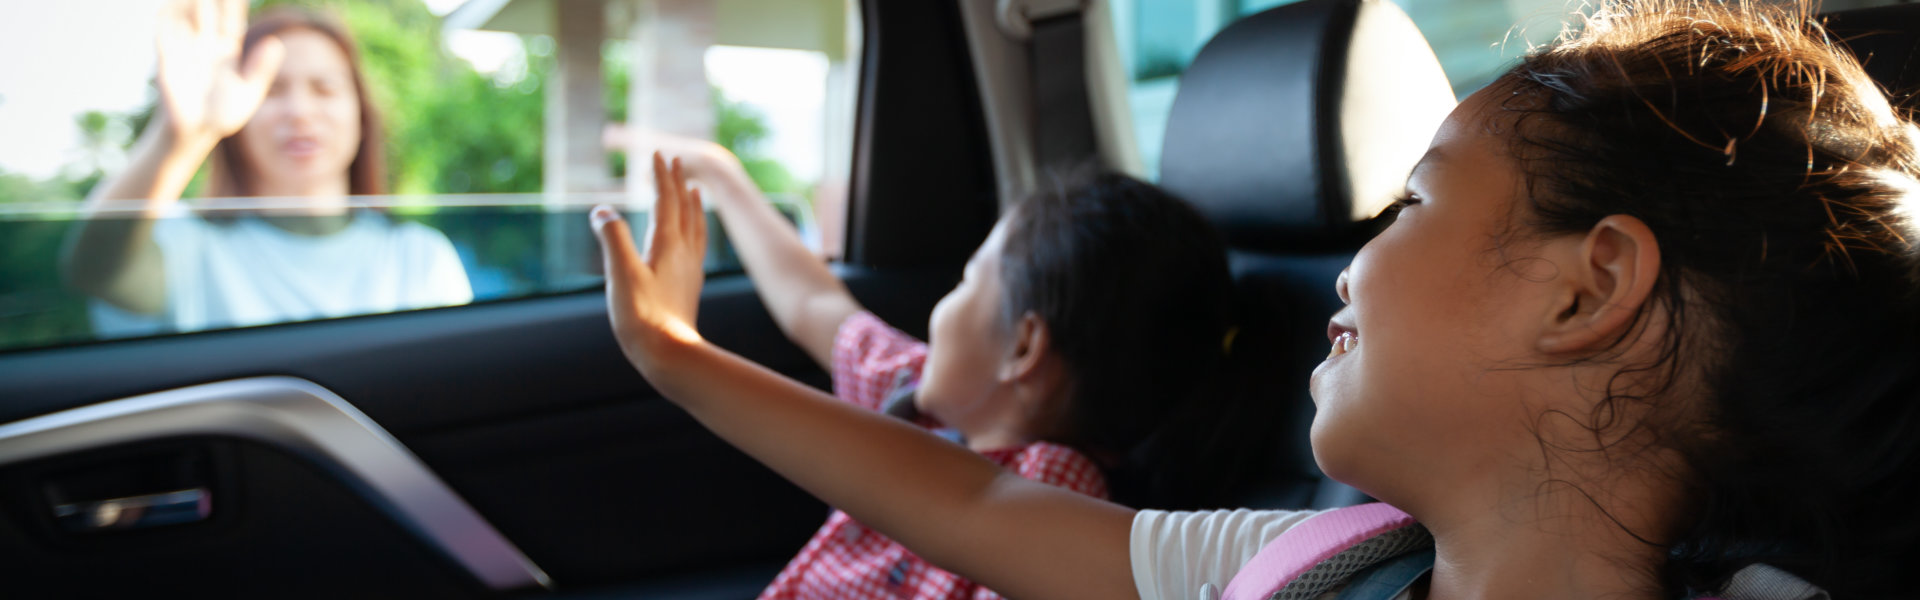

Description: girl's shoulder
[1129,508,1325,600]
[1001,441,1109,498]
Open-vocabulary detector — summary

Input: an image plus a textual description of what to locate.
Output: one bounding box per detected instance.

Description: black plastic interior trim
[845,0,1000,270]
[1308,0,1362,234]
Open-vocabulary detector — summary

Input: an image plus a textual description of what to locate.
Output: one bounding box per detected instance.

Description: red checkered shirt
[757,311,1109,600]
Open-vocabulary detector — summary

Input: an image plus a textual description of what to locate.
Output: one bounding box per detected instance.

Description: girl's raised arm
[590,157,1140,600]
[660,137,861,368]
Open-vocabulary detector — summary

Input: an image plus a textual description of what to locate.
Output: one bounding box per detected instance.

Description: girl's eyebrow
[1406,146,1450,184]
[1401,147,1457,201]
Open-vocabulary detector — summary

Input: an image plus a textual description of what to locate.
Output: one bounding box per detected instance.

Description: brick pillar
[545,0,612,197]
[544,0,611,287]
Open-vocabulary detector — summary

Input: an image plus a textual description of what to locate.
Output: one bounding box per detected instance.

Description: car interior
[1,0,1916,597]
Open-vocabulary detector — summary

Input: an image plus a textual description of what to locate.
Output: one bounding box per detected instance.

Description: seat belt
[1028,10,1099,171]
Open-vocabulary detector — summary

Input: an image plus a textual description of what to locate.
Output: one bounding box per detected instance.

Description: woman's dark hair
[206,6,388,198]
[997,170,1269,509]
[1498,0,1920,595]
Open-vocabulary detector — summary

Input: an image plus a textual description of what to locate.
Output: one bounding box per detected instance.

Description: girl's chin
[1308,360,1354,405]
[1306,421,1353,480]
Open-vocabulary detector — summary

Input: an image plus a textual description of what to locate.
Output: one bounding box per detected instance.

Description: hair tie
[1222,326,1241,356]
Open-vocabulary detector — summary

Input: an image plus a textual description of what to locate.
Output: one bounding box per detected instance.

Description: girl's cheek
[928,295,956,342]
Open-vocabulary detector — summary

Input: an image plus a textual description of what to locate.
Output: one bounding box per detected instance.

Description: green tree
[70,110,132,196]
[0,167,91,351]
[715,88,802,197]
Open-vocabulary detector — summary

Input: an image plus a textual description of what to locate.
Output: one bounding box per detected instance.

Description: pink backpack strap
[1220,503,1430,600]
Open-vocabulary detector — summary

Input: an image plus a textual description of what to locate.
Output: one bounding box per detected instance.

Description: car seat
[1157,0,1455,509]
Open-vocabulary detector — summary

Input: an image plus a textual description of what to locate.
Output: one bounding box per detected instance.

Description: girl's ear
[1000,312,1054,383]
[1538,214,1662,355]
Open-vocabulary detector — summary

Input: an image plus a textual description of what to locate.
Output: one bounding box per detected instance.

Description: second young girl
[632,147,1261,599]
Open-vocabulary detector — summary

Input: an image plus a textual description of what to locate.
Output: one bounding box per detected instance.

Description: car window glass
[1110,0,1904,179]
[0,0,860,352]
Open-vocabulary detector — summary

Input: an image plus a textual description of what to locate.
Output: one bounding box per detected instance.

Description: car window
[1110,0,1903,179]
[0,0,859,352]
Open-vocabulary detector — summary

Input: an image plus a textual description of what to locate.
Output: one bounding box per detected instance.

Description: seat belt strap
[1030,13,1098,171]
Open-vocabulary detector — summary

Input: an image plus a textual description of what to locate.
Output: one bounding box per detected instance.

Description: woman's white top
[91,209,472,335]
[1131,508,1416,600]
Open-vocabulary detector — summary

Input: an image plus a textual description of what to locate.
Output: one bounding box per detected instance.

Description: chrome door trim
[0,376,553,591]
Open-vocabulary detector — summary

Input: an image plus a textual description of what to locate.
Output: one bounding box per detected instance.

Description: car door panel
[0,265,958,597]
[0,437,483,598]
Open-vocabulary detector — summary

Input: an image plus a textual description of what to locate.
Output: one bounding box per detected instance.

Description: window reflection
[0,0,860,353]
[62,4,472,336]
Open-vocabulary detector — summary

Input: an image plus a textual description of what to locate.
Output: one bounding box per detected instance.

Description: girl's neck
[1417,478,1673,600]
[963,429,1035,453]
[950,375,1066,454]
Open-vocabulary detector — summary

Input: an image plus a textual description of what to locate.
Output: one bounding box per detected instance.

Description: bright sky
[0,1,162,179]
[708,46,829,181]
[0,0,833,185]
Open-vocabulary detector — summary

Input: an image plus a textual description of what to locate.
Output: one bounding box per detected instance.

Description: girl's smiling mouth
[1326,320,1358,359]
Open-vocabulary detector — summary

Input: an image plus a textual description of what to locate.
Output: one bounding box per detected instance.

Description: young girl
[633,146,1259,598]
[592,0,1920,596]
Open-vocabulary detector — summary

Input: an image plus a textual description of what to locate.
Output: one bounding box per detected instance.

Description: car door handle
[51,487,211,532]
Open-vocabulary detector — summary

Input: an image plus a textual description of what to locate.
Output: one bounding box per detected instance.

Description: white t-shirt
[90,209,472,335]
[1130,509,1417,600]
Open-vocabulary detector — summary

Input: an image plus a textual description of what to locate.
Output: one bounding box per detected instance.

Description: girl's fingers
[650,152,710,261]
[592,205,647,296]
[686,187,706,247]
[670,156,688,238]
[651,152,678,234]
[671,156,686,198]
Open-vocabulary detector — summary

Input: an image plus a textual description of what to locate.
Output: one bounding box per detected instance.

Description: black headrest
[1160,0,1454,251]
[1826,4,1920,104]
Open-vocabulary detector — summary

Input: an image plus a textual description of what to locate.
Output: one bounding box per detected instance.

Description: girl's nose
[1334,268,1351,305]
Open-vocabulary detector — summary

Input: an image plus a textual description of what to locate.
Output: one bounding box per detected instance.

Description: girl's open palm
[593,153,710,373]
[156,0,284,145]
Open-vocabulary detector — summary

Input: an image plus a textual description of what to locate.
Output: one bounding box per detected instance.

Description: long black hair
[997,170,1270,509]
[1496,0,1920,595]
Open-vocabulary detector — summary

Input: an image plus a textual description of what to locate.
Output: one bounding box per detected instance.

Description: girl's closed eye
[1373,192,1421,227]
[1385,193,1421,214]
